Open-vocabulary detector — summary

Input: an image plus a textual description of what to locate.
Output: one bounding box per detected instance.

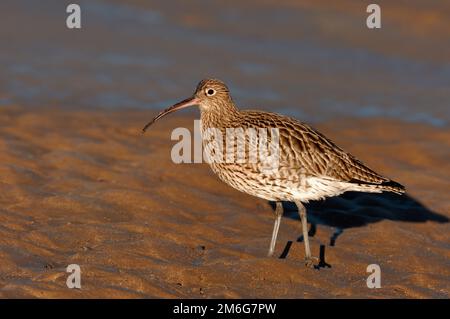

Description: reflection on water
[0,0,449,126]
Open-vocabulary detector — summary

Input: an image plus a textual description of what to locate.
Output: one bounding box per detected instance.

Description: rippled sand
[0,106,448,298]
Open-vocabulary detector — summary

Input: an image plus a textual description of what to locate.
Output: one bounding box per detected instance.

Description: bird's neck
[200,101,240,129]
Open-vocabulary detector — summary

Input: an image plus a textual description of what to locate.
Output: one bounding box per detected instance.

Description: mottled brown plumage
[143,78,405,267]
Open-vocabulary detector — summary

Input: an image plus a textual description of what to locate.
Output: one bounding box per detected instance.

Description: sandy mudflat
[0,105,448,298]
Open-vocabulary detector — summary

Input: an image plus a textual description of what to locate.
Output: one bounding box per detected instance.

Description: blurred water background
[0,0,449,126]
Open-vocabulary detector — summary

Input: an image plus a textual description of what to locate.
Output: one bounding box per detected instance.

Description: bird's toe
[304,256,318,268]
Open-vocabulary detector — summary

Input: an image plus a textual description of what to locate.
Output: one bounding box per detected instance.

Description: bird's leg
[294,200,317,267]
[268,201,283,257]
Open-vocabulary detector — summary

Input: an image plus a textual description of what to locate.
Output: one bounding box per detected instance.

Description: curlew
[142,79,405,267]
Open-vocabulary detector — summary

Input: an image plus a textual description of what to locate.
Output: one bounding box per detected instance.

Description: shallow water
[1,0,449,126]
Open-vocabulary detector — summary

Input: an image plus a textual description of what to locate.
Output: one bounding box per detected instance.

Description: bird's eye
[205,88,216,96]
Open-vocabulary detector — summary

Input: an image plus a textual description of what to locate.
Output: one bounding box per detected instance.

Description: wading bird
[142,79,405,267]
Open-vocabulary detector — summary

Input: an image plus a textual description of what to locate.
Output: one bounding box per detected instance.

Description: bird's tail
[351,179,406,195]
[377,180,406,194]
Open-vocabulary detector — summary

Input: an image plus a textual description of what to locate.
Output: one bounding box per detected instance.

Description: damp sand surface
[0,106,448,298]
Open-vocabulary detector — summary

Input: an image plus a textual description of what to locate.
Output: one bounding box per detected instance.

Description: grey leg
[268,201,283,257]
[294,200,317,267]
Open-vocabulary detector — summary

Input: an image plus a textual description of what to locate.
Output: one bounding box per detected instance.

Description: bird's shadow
[269,192,448,268]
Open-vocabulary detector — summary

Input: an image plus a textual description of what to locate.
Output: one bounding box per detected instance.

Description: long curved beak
[142,96,199,133]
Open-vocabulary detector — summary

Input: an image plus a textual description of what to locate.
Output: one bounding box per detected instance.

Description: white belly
[211,166,382,203]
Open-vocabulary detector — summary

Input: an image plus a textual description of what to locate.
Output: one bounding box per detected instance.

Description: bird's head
[142,78,235,132]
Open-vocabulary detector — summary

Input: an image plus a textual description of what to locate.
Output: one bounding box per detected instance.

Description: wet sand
[0,106,448,298]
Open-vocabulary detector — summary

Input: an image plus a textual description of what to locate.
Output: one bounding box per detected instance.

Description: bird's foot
[304,256,318,268]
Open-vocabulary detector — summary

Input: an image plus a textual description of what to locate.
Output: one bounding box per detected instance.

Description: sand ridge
[0,105,448,298]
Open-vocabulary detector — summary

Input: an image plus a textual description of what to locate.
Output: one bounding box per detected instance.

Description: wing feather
[238,110,390,185]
